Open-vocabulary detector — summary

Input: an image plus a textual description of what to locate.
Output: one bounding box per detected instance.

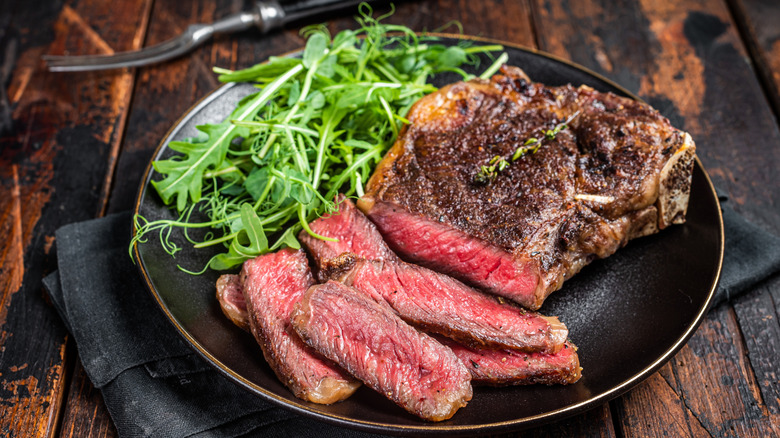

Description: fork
[43,0,373,72]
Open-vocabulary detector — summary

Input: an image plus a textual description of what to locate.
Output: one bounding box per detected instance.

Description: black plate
[133,35,724,436]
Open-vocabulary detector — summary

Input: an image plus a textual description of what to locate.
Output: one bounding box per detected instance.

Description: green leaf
[238,203,268,253]
[244,167,271,201]
[152,64,303,211]
[209,251,246,270]
[437,46,467,68]
[216,57,301,83]
[270,226,301,251]
[303,32,328,68]
[286,81,301,106]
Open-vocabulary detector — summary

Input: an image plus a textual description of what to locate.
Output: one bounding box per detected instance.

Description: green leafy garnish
[132,5,505,272]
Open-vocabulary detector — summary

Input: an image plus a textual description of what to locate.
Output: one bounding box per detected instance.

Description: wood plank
[0,0,151,436]
[658,306,779,437]
[106,0,249,214]
[528,0,780,436]
[732,277,780,431]
[66,0,244,435]
[728,0,780,117]
[615,370,710,437]
[59,364,117,438]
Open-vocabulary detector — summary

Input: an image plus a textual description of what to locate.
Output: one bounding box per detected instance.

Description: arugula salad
[132,7,506,272]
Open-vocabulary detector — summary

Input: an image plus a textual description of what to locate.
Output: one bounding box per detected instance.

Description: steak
[301,195,398,279]
[291,281,473,421]
[302,197,567,353]
[216,274,250,332]
[241,249,360,404]
[323,253,567,353]
[359,66,696,310]
[437,336,581,386]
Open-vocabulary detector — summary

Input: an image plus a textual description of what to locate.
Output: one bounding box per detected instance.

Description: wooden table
[2,0,779,436]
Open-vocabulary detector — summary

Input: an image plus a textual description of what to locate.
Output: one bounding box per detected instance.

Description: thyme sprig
[475,110,580,184]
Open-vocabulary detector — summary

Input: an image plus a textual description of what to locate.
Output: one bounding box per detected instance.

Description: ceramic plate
[133,35,723,435]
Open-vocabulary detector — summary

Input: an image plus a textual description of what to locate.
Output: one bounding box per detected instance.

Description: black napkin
[712,191,780,305]
[42,194,780,437]
[44,211,383,438]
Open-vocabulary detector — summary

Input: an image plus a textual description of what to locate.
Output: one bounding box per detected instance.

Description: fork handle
[171,0,384,40]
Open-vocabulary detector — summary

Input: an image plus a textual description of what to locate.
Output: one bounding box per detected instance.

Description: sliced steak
[323,253,567,353]
[437,336,581,386]
[241,249,360,404]
[216,274,250,332]
[300,195,398,281]
[221,260,578,387]
[359,66,695,310]
[302,197,567,353]
[291,281,472,421]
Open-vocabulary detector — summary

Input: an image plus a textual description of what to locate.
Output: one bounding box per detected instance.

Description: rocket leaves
[132,6,505,272]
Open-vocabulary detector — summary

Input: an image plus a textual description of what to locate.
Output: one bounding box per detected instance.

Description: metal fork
[43,0,369,72]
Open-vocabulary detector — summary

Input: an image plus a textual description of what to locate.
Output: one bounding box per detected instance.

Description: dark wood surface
[1,0,778,436]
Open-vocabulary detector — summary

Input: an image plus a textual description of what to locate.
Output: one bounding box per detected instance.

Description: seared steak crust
[241,249,360,404]
[360,66,695,309]
[292,281,473,422]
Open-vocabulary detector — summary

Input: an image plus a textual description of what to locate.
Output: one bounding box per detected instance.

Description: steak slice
[291,281,473,421]
[359,66,696,310]
[437,336,582,386]
[216,274,250,332]
[300,195,398,281]
[323,253,567,353]
[241,249,360,404]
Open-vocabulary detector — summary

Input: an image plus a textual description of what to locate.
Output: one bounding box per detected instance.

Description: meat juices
[359,66,695,310]
[241,249,360,404]
[292,281,473,422]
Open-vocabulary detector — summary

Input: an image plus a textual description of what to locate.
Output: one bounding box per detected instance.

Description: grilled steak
[241,249,360,404]
[291,281,473,421]
[359,66,696,310]
[323,253,567,353]
[302,197,567,352]
[437,336,581,386]
[216,274,250,332]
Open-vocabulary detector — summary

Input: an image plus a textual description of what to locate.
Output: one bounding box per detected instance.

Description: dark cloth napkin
[44,212,384,438]
[42,193,780,438]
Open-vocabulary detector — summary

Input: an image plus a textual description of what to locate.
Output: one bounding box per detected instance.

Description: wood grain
[529,0,780,436]
[0,0,151,436]
[59,364,117,438]
[729,0,780,117]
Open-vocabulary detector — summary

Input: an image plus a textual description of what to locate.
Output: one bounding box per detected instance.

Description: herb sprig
[132,6,505,272]
[475,110,580,183]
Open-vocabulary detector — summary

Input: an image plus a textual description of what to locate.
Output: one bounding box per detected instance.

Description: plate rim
[132,34,725,434]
